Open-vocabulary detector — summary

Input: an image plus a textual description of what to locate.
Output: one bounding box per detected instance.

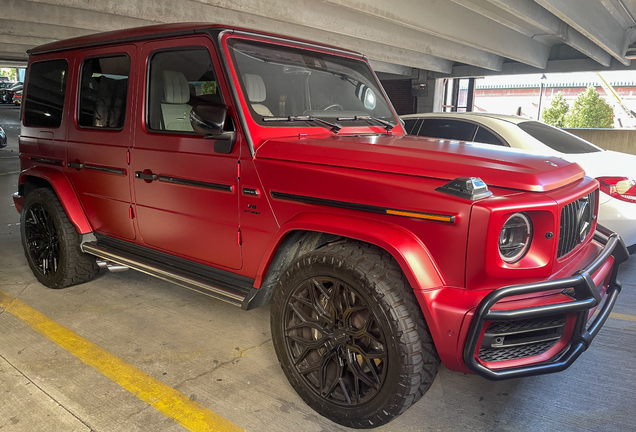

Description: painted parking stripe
[610,312,636,322]
[0,171,20,176]
[0,289,243,432]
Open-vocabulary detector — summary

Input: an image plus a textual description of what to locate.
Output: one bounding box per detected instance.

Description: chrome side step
[82,242,247,307]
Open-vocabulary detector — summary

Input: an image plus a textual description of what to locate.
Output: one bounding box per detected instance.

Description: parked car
[402,112,636,254]
[0,81,16,103]
[13,24,629,428]
[0,126,6,148]
[13,90,22,106]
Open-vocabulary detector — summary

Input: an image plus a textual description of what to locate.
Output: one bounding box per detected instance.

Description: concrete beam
[0,18,94,41]
[437,55,636,78]
[534,0,630,65]
[488,0,613,67]
[0,34,57,47]
[0,0,154,33]
[322,0,551,68]
[23,0,502,71]
[0,60,28,68]
[450,0,537,38]
[369,60,415,77]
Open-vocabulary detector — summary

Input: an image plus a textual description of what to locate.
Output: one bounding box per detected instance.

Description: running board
[82,242,250,307]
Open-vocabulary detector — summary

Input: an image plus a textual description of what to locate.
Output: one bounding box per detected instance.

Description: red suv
[13,23,629,428]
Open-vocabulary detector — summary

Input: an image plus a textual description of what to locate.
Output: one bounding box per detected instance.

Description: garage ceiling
[2,0,636,77]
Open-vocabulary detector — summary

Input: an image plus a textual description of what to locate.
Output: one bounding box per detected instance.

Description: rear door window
[78,55,131,129]
[517,121,602,154]
[474,126,505,146]
[24,59,68,128]
[417,119,477,141]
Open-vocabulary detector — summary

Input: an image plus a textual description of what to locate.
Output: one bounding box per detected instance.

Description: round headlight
[499,212,532,264]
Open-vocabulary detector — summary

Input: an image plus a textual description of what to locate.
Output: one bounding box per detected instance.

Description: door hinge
[129,206,134,219]
[237,228,242,246]
[126,150,130,165]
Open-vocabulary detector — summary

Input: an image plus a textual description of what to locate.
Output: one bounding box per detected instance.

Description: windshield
[227,39,394,127]
[0,82,12,89]
[517,121,602,154]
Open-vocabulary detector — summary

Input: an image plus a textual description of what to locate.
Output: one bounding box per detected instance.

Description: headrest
[163,70,190,104]
[243,74,267,103]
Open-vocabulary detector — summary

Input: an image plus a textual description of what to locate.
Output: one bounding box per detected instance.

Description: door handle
[67,162,84,170]
[135,171,158,181]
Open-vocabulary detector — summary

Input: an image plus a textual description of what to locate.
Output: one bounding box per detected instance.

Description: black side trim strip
[84,164,126,175]
[31,157,64,166]
[271,191,455,223]
[158,175,233,192]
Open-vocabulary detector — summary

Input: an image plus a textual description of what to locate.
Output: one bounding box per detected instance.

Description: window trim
[144,45,224,136]
[23,58,69,129]
[76,52,132,132]
[417,118,509,147]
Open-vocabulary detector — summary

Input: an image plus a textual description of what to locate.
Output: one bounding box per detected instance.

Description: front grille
[557,191,596,258]
[479,315,567,363]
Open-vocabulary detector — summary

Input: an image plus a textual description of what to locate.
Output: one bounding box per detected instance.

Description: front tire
[271,241,439,428]
[20,188,99,288]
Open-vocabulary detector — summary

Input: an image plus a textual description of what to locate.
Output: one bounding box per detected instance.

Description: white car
[401,112,636,253]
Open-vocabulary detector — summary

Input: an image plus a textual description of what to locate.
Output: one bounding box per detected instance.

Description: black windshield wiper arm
[263,116,342,134]
[337,115,395,131]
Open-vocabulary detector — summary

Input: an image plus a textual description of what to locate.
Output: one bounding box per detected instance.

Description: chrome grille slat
[557,191,596,259]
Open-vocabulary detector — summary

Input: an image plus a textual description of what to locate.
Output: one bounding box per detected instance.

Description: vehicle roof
[29,23,363,57]
[401,112,531,125]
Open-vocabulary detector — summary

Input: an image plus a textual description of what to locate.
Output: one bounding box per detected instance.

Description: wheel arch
[244,212,446,310]
[18,166,92,234]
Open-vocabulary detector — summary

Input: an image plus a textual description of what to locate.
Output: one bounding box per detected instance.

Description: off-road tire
[21,188,99,288]
[271,240,439,428]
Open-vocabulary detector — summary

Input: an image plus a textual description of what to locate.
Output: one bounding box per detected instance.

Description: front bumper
[463,224,629,380]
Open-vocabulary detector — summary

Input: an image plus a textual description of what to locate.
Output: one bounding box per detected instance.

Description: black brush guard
[463,224,629,380]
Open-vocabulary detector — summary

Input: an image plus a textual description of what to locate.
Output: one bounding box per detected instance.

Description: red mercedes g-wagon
[13,23,629,428]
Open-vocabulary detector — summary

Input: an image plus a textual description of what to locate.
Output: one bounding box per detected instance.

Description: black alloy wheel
[20,188,99,289]
[282,276,388,406]
[24,203,61,276]
[271,241,439,428]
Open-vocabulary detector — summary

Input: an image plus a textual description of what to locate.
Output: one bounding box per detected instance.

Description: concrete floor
[1,102,635,432]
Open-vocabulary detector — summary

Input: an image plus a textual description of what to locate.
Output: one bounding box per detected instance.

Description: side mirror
[190,103,237,154]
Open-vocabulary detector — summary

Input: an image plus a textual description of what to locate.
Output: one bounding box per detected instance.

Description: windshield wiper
[337,115,395,132]
[263,116,342,134]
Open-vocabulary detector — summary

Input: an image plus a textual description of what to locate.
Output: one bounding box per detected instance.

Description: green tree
[0,68,17,81]
[541,91,569,127]
[565,85,614,128]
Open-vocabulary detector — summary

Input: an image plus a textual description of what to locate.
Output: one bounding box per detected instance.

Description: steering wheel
[323,103,344,111]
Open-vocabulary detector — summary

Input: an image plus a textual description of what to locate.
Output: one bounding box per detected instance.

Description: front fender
[19,166,92,234]
[255,212,446,292]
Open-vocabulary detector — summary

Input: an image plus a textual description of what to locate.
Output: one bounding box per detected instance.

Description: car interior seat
[243,74,273,117]
[161,70,194,131]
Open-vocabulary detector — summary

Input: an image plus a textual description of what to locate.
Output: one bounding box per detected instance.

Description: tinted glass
[78,55,130,129]
[517,121,601,154]
[474,126,504,146]
[417,119,477,141]
[227,39,394,126]
[403,118,420,134]
[24,59,68,128]
[147,48,220,132]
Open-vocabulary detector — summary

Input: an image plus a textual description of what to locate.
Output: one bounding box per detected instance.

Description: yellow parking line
[0,170,20,176]
[0,290,243,432]
[610,312,636,322]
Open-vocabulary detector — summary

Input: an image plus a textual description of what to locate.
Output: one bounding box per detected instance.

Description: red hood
[255,134,585,192]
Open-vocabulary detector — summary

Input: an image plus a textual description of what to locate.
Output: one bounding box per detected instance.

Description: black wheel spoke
[282,274,388,407]
[24,203,61,277]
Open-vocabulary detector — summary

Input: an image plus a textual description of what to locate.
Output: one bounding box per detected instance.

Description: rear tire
[271,240,439,428]
[21,188,99,288]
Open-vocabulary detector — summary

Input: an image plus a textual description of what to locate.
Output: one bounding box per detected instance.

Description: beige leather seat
[243,74,273,117]
[161,70,193,132]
